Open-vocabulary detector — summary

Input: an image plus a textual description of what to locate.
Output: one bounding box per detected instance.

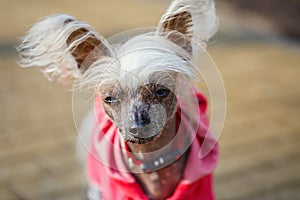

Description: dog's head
[17,0,218,144]
[98,70,177,144]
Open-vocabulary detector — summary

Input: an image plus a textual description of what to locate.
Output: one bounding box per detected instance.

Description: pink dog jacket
[87,89,219,200]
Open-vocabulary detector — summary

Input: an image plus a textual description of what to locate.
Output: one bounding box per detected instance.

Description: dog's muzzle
[132,105,151,128]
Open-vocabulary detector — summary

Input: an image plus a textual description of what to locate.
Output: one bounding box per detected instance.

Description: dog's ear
[157,0,218,53]
[17,14,113,83]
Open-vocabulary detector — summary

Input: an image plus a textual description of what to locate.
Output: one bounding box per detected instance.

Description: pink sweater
[87,89,219,200]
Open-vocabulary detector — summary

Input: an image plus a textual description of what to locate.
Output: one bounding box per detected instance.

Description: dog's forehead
[116,50,177,90]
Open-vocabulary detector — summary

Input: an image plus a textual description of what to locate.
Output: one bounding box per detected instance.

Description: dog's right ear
[17,14,113,83]
[157,0,218,55]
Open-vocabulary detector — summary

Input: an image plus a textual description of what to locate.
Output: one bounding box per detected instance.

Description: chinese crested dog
[17,0,220,199]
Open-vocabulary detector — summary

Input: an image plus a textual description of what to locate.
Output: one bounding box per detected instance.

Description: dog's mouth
[129,124,150,135]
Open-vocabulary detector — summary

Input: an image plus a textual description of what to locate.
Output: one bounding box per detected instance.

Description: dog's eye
[104,96,118,104]
[155,88,170,97]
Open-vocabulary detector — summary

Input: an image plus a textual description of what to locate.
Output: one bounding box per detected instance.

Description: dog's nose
[133,106,151,127]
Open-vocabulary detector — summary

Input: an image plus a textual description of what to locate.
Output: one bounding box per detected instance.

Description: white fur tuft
[76,33,199,90]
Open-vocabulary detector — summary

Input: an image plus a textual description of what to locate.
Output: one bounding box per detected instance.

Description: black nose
[133,106,151,127]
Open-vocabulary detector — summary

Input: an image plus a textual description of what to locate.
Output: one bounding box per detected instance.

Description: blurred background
[0,0,299,199]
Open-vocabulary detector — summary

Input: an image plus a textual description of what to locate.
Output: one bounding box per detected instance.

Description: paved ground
[1,0,300,199]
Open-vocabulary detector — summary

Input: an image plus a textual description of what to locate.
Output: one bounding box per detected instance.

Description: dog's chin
[120,129,160,144]
[126,135,157,144]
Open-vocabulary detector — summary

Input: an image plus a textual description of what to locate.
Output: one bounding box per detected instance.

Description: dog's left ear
[17,14,113,83]
[157,0,218,54]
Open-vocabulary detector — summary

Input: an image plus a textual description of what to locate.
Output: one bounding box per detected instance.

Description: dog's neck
[122,115,189,199]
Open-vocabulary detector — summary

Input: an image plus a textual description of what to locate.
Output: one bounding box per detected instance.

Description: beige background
[0,0,300,199]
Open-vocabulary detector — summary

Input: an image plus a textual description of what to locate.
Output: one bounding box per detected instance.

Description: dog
[17,0,219,199]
